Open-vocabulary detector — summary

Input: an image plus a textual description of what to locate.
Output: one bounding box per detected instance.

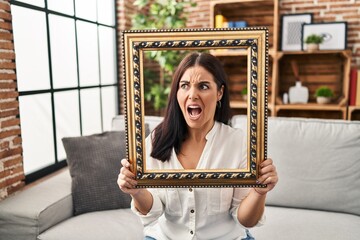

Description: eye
[180,82,189,90]
[199,83,210,90]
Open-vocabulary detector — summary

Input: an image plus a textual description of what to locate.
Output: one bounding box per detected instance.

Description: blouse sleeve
[229,188,266,228]
[130,188,165,226]
[229,128,266,228]
[130,133,166,226]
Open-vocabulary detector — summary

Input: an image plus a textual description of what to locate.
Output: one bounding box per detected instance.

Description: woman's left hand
[254,158,278,196]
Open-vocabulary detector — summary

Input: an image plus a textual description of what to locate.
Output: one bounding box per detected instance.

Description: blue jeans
[242,229,255,240]
[144,230,254,240]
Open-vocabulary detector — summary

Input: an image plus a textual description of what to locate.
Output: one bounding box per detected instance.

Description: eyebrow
[179,80,211,84]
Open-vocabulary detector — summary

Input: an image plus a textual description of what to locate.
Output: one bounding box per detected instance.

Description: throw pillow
[63,130,140,215]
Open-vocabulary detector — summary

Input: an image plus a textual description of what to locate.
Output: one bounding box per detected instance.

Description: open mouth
[187,105,202,119]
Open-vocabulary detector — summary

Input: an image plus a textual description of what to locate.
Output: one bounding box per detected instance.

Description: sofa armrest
[0,169,73,240]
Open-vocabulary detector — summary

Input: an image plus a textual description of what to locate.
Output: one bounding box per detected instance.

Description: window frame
[10,0,119,183]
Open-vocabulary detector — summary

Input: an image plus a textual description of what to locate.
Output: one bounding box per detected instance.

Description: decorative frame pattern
[301,22,348,51]
[121,28,268,188]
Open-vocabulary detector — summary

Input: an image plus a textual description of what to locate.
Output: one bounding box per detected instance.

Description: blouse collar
[205,121,220,141]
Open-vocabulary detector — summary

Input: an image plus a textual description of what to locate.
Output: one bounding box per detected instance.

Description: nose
[188,86,198,100]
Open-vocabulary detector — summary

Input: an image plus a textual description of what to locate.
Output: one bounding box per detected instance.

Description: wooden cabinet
[210,0,279,50]
[348,106,360,121]
[275,50,351,120]
[210,0,352,120]
[210,0,278,116]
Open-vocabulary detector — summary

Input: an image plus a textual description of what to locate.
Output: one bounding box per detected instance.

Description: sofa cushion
[250,206,360,240]
[0,170,72,240]
[231,115,360,216]
[38,209,144,240]
[62,131,131,215]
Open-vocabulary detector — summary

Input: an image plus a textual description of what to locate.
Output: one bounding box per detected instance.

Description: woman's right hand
[117,159,140,196]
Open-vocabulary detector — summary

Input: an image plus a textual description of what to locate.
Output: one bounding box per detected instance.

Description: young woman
[118,52,278,240]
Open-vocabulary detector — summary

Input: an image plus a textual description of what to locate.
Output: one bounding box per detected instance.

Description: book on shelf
[215,15,248,29]
[228,21,247,28]
[215,14,228,28]
[356,69,360,106]
[349,68,357,106]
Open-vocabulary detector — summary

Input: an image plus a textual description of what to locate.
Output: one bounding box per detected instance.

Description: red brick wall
[187,0,211,29]
[117,0,135,114]
[0,0,24,200]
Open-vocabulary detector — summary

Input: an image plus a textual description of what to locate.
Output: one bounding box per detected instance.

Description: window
[11,0,118,182]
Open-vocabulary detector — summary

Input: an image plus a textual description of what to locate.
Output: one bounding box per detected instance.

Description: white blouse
[131,121,265,240]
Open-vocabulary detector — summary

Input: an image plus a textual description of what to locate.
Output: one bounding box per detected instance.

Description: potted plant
[132,0,196,114]
[241,86,248,101]
[315,86,334,104]
[305,34,324,51]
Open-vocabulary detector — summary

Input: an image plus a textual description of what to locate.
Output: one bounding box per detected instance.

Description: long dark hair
[150,52,231,162]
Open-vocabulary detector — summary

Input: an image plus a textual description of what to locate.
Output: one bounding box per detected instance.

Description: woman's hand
[117,159,154,214]
[117,159,140,196]
[253,158,278,196]
[237,158,278,227]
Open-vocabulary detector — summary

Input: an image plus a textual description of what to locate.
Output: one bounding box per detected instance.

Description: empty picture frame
[121,28,268,188]
[302,22,348,50]
[281,13,313,51]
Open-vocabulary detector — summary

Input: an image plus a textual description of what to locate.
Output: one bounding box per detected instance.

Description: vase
[306,43,319,52]
[289,81,309,104]
[316,96,331,104]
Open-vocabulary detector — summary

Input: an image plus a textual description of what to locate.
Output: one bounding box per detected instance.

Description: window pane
[101,86,118,131]
[75,0,97,21]
[19,94,55,174]
[80,88,102,135]
[16,0,44,7]
[48,0,74,15]
[49,15,78,89]
[54,91,81,160]
[97,0,115,26]
[11,6,50,91]
[99,26,116,85]
[77,20,100,87]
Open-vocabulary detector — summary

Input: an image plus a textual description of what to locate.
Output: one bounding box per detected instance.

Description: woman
[118,52,278,240]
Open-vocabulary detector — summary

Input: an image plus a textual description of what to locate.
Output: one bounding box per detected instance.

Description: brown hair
[150,52,231,162]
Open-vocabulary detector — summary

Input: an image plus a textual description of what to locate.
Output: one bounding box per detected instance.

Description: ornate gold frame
[121,28,268,188]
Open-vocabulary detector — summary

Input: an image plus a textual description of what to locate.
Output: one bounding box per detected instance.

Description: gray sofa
[231,116,360,240]
[0,115,359,240]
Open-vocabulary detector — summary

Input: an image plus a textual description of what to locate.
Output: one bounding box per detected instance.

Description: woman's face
[177,66,223,131]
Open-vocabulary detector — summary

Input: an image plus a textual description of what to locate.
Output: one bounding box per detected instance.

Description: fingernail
[256,180,260,184]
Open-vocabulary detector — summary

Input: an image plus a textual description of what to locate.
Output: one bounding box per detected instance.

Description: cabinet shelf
[230,100,274,111]
[210,0,351,120]
[278,50,351,57]
[276,103,347,120]
[230,101,247,109]
[210,49,248,57]
[276,103,346,111]
[275,50,351,119]
[211,48,276,57]
[210,0,278,50]
[348,106,360,121]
